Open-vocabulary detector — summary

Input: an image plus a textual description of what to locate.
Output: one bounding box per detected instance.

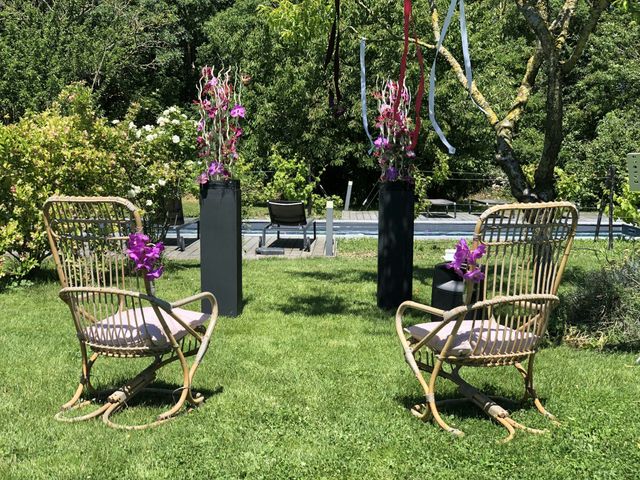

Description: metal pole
[325,200,334,256]
[608,165,615,250]
[344,180,353,211]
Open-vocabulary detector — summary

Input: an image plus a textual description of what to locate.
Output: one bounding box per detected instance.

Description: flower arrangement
[194,66,245,183]
[372,80,415,182]
[447,238,486,283]
[126,233,164,280]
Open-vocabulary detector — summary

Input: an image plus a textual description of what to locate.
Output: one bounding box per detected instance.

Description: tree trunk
[534,50,563,201]
[495,120,535,202]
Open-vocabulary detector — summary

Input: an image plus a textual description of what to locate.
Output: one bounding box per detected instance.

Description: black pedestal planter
[200,180,242,317]
[377,181,415,310]
[431,262,485,321]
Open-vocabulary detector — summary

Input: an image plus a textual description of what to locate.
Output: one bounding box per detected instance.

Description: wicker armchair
[396,202,578,441]
[43,196,219,429]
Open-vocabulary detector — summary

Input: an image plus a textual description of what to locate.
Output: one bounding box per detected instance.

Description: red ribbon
[393,0,425,152]
[411,26,425,151]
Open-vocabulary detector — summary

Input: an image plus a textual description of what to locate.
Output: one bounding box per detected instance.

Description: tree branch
[504,44,544,125]
[550,0,577,49]
[514,0,554,52]
[562,0,610,74]
[425,0,499,125]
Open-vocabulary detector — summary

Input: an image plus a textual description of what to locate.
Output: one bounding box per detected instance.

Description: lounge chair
[467,197,508,214]
[259,200,316,251]
[43,196,219,429]
[396,201,578,442]
[424,198,457,218]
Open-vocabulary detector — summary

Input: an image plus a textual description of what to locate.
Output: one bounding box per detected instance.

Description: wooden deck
[164,235,334,261]
[163,210,637,262]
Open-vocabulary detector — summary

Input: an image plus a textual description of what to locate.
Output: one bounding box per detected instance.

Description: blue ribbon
[360,38,375,154]
[428,0,484,155]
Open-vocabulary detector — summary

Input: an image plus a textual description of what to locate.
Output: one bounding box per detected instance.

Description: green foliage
[614,182,640,225]
[0,84,198,280]
[555,244,640,349]
[265,147,317,202]
[263,147,343,214]
[0,0,231,121]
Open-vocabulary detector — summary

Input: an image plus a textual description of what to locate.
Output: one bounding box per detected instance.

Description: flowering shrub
[0,84,125,281]
[0,83,196,281]
[126,233,164,280]
[372,80,415,182]
[447,239,486,283]
[121,105,199,216]
[194,66,245,183]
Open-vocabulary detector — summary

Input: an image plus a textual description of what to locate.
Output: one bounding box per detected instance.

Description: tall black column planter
[200,180,242,317]
[377,181,415,310]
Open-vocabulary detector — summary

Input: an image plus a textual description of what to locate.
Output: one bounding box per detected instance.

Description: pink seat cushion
[405,320,538,357]
[82,306,209,348]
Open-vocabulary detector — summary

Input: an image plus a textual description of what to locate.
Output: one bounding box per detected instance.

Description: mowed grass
[0,240,639,479]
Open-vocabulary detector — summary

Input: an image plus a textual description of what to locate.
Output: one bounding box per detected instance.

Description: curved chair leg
[426,359,464,437]
[56,350,111,422]
[515,356,560,425]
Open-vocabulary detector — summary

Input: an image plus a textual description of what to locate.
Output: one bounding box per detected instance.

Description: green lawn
[1,240,638,479]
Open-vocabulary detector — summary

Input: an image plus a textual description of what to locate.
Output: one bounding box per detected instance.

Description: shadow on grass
[275,293,379,317]
[88,378,223,408]
[396,384,550,421]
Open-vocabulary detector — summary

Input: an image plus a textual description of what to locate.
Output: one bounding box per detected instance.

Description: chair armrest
[396,300,445,319]
[395,301,449,375]
[170,291,218,314]
[442,294,559,322]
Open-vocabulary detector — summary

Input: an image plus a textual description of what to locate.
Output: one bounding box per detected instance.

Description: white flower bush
[120,105,199,219]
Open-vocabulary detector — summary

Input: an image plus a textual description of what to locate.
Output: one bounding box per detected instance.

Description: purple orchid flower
[468,244,486,263]
[385,166,399,181]
[145,266,164,280]
[374,136,389,149]
[463,268,485,283]
[230,104,246,118]
[208,161,225,176]
[447,238,469,277]
[126,233,165,280]
[446,238,485,283]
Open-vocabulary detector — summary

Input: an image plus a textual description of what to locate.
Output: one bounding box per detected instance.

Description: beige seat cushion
[405,320,538,357]
[82,306,209,348]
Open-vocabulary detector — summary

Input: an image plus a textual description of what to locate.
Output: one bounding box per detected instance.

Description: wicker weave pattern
[396,202,578,441]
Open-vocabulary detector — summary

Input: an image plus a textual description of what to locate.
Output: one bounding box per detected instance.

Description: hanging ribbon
[324,0,342,115]
[360,38,375,153]
[429,0,484,154]
[410,26,425,152]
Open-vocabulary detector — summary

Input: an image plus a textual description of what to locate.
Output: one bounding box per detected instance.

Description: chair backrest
[449,202,578,362]
[43,196,173,353]
[474,201,578,299]
[43,196,144,292]
[267,200,308,226]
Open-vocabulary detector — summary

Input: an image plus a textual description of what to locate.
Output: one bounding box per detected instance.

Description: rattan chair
[43,196,219,430]
[396,202,578,441]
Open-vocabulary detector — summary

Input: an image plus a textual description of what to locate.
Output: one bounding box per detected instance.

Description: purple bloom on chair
[463,268,485,283]
[126,233,164,280]
[468,243,486,263]
[447,238,485,283]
